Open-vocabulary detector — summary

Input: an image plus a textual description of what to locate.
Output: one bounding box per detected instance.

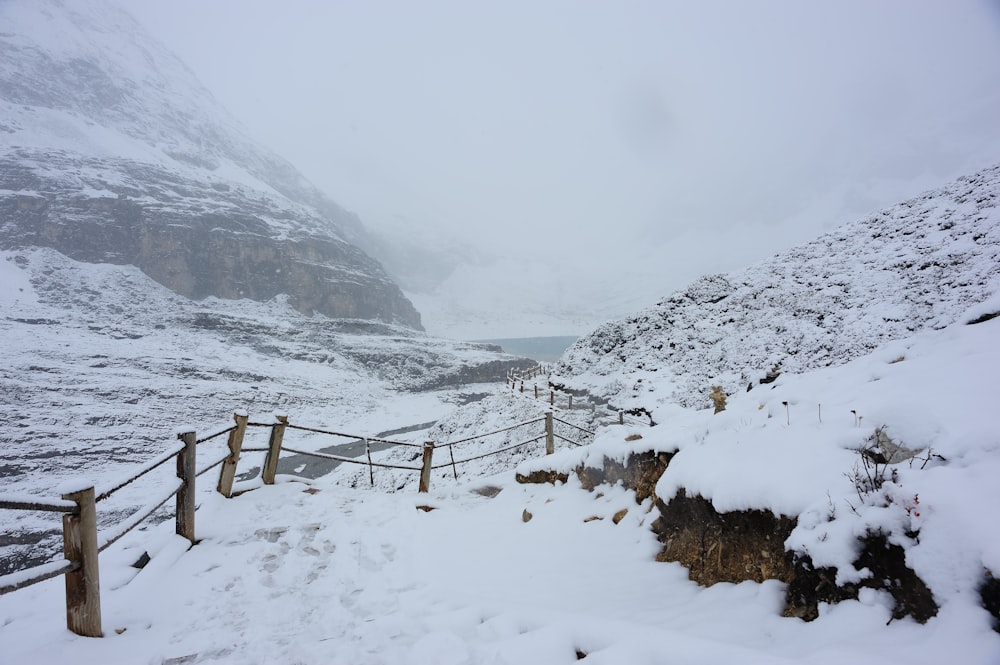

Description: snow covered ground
[0,247,527,573]
[1,295,998,663]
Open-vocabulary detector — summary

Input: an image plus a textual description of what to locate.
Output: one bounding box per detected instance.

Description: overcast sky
[121,0,1000,334]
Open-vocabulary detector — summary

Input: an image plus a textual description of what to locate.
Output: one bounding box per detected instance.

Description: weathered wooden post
[568,395,573,410]
[534,385,538,398]
[217,412,248,497]
[519,381,524,393]
[545,411,554,455]
[549,390,554,406]
[262,415,288,485]
[176,430,197,544]
[418,441,435,493]
[61,485,102,637]
[619,411,624,425]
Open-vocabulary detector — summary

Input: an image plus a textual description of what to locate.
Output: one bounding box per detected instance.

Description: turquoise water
[474,336,578,362]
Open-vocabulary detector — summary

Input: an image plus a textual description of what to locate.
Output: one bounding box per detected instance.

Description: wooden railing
[0,401,596,637]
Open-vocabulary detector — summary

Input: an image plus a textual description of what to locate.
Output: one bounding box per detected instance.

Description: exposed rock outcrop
[520,447,942,623]
[651,491,797,586]
[0,156,420,325]
[784,535,937,623]
[0,0,422,328]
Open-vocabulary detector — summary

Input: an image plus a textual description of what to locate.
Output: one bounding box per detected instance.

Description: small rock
[583,515,603,523]
[612,508,629,524]
[522,509,533,522]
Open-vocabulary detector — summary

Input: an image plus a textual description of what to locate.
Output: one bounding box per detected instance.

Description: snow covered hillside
[0,0,420,325]
[0,247,529,574]
[0,298,997,663]
[552,163,1000,413]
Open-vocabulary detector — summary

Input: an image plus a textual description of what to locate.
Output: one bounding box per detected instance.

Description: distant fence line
[506,366,654,427]
[0,381,595,638]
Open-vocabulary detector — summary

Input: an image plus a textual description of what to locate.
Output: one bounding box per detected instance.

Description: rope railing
[196,424,238,444]
[436,436,546,468]
[195,453,230,478]
[0,494,79,514]
[554,433,585,447]
[553,416,596,436]
[1,402,601,635]
[280,446,422,471]
[98,478,184,553]
[1,425,211,634]
[506,366,652,427]
[283,423,419,448]
[95,441,184,503]
[0,559,79,596]
[439,416,546,448]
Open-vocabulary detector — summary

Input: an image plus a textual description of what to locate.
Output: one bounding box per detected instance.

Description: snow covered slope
[1,302,998,663]
[553,163,1000,412]
[0,0,420,326]
[0,248,529,573]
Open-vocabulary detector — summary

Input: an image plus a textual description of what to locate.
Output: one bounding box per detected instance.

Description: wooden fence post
[545,411,554,455]
[534,385,538,398]
[262,415,288,485]
[217,412,248,497]
[61,485,102,637]
[418,441,435,493]
[619,411,624,425]
[176,430,197,544]
[519,382,524,393]
[568,395,573,410]
[549,390,554,406]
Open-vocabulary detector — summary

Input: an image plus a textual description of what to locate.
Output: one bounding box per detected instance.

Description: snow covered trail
[3,469,997,664]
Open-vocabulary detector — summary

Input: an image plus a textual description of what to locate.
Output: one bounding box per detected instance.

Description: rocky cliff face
[0,0,421,328]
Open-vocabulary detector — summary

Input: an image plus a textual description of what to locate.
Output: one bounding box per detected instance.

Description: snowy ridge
[553,163,1000,412]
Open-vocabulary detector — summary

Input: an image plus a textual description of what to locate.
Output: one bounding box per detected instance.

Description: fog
[123,0,1000,338]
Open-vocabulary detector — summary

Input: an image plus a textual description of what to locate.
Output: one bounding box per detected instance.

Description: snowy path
[3,470,995,664]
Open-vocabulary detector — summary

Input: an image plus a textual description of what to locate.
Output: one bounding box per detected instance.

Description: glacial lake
[473,335,578,362]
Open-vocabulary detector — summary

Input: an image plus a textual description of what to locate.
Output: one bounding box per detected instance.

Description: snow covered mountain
[0,0,420,327]
[552,162,1000,413]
